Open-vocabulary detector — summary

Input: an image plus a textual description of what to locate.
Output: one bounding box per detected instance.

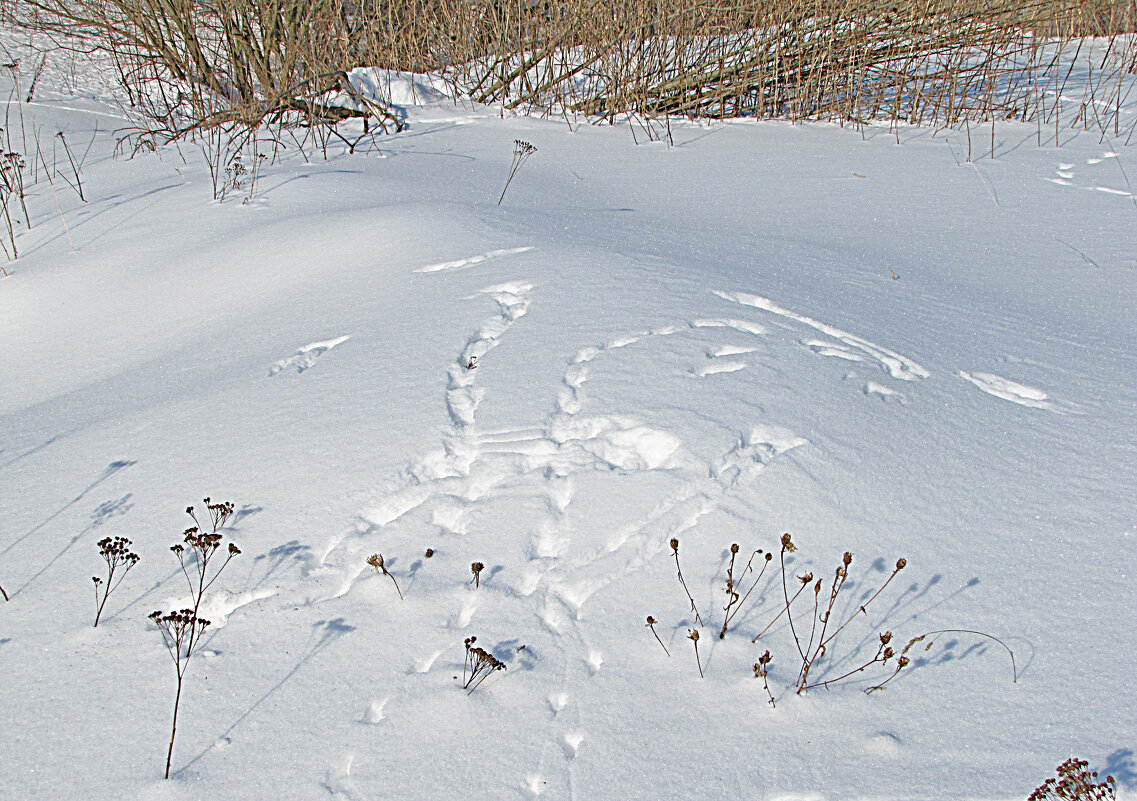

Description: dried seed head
[730,543,739,554]
[765,552,773,561]
[798,572,814,585]
[366,554,384,572]
[669,538,679,553]
[759,650,772,665]
[843,551,853,566]
[781,533,797,552]
[228,543,241,556]
[687,629,700,642]
[897,656,910,668]
[883,647,895,660]
[425,548,434,558]
[880,631,893,646]
[895,558,907,571]
[471,561,484,575]
[646,616,657,626]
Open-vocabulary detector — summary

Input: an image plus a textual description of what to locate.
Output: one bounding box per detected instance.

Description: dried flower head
[781,533,797,552]
[895,558,907,571]
[425,548,434,558]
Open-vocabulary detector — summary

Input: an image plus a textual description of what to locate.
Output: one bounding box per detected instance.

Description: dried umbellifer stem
[646,616,670,657]
[753,650,775,707]
[688,628,703,678]
[670,538,703,625]
[367,553,403,600]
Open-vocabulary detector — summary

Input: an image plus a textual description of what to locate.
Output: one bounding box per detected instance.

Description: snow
[2,41,1136,801]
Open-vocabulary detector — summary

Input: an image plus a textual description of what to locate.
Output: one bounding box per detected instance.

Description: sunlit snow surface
[1,36,1136,801]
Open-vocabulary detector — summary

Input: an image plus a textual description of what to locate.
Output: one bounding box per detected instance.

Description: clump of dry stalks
[8,0,1136,148]
[656,531,1016,700]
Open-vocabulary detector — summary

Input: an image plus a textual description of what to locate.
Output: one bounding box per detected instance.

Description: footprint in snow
[548,693,569,714]
[958,371,1053,410]
[863,381,907,405]
[561,732,585,759]
[362,697,387,724]
[270,335,350,375]
[521,773,547,798]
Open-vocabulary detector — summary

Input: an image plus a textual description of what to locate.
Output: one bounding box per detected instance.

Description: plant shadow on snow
[29,184,181,255]
[245,538,310,592]
[176,617,356,777]
[8,474,137,597]
[1105,749,1137,789]
[0,431,71,470]
[494,638,538,672]
[0,460,136,567]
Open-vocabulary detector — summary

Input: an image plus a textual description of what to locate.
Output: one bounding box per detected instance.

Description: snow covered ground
[1,38,1136,801]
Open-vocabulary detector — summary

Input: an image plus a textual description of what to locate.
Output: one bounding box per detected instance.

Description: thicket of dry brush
[6,0,1136,143]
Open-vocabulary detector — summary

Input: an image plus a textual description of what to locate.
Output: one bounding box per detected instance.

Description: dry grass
[5,0,1135,141]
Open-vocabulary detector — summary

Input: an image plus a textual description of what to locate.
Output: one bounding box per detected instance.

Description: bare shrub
[10,0,1135,142]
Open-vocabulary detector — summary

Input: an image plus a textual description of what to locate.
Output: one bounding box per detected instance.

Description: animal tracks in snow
[714,289,929,381]
[414,246,533,274]
[270,335,350,375]
[447,281,533,429]
[1046,152,1135,199]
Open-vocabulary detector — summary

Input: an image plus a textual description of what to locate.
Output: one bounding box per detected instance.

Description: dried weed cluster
[653,533,1015,703]
[92,535,139,627]
[463,635,507,694]
[1029,758,1117,801]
